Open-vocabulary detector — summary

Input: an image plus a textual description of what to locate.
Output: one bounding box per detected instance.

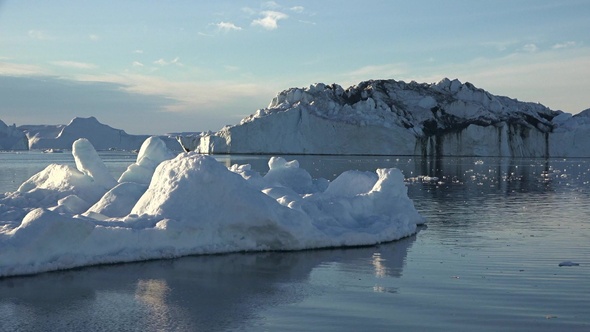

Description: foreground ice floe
[0,137,424,277]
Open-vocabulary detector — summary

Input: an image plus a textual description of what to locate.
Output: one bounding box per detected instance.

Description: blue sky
[1,1,589,134]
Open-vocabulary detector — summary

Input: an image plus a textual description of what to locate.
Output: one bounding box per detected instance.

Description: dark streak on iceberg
[178,78,590,157]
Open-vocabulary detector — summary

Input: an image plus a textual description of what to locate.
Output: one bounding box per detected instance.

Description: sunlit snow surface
[0,137,424,277]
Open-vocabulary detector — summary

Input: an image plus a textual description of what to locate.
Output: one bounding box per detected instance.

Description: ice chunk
[118,136,176,185]
[73,138,118,189]
[558,261,580,267]
[324,170,378,197]
[16,139,116,208]
[264,157,315,194]
[418,96,437,109]
[17,164,104,208]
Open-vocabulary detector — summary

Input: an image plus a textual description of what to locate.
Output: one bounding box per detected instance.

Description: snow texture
[178,78,590,157]
[0,137,424,277]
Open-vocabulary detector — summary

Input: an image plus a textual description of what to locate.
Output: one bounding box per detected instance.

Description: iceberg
[178,79,590,157]
[0,119,28,150]
[17,116,181,151]
[0,137,424,277]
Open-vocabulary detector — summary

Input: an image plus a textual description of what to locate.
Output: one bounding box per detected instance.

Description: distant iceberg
[0,119,28,150]
[178,78,590,157]
[0,137,424,277]
[15,116,181,151]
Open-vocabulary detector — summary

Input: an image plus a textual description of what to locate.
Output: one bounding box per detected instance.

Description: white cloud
[28,30,53,40]
[51,61,98,70]
[171,57,182,66]
[241,7,256,16]
[153,57,183,67]
[290,6,305,13]
[89,34,100,41]
[262,1,281,10]
[480,40,519,52]
[552,41,576,49]
[154,59,168,66]
[224,65,240,72]
[134,49,144,54]
[75,72,277,115]
[252,11,288,30]
[0,61,47,76]
[522,43,539,53]
[215,21,243,32]
[298,20,316,25]
[132,61,144,67]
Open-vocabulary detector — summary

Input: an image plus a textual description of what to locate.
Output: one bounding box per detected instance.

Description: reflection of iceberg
[0,137,424,277]
[0,234,418,331]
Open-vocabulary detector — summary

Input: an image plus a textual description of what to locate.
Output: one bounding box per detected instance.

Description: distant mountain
[178,78,590,157]
[0,119,28,150]
[15,116,181,151]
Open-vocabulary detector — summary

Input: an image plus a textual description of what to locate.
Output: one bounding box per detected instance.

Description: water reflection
[372,252,386,278]
[0,234,418,331]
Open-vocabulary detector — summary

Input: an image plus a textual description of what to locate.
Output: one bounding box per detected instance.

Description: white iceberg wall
[549,109,590,157]
[200,107,416,155]
[416,122,550,157]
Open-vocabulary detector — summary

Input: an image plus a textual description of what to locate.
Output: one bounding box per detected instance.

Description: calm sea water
[1,152,589,331]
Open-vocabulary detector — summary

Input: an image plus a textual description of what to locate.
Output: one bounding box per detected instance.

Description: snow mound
[0,138,424,277]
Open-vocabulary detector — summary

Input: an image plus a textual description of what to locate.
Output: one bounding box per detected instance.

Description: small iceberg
[0,137,424,277]
[43,148,64,153]
[558,261,580,267]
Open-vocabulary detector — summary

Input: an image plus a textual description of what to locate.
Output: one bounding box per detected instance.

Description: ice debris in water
[558,261,580,267]
[0,137,424,277]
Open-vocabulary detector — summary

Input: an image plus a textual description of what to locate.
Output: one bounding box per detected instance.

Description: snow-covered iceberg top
[242,78,557,137]
[179,78,590,157]
[0,137,424,277]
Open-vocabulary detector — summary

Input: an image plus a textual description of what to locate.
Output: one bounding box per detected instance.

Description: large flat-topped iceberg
[0,138,424,277]
[178,78,590,157]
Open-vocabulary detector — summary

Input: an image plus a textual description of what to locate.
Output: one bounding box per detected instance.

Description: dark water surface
[1,153,589,331]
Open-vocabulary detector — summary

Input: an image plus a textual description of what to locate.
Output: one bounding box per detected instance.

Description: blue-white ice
[0,137,424,277]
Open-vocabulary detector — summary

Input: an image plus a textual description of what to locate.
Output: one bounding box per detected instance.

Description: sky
[1,1,589,135]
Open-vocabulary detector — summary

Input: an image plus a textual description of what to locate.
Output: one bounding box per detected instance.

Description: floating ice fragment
[558,261,580,267]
